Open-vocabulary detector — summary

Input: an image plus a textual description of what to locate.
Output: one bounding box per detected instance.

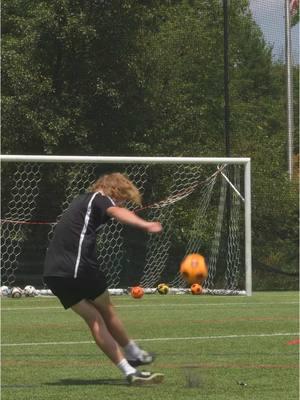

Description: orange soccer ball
[191,283,203,295]
[131,286,144,299]
[180,253,208,284]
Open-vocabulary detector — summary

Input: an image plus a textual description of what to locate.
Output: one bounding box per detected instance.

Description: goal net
[0,155,252,295]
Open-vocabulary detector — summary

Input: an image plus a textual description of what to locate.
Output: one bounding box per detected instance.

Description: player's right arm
[106,206,162,233]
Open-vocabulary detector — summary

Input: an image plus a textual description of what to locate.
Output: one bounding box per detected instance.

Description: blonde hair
[90,173,142,205]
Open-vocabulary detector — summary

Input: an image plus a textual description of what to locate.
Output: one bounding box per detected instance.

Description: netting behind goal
[0,156,251,295]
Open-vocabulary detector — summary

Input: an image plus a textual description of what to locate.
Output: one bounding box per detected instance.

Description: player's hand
[145,222,163,233]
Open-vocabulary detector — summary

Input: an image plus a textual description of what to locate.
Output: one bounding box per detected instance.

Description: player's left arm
[106,206,162,233]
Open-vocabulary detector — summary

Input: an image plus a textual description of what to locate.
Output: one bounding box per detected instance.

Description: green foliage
[2,0,298,288]
[135,0,225,155]
[2,0,156,154]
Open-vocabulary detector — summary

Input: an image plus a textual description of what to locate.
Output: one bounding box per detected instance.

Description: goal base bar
[2,287,247,297]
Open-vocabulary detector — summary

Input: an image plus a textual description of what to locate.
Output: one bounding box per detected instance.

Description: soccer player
[43,173,164,385]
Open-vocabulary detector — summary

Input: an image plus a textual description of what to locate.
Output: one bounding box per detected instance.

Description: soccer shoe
[127,371,164,386]
[127,350,155,367]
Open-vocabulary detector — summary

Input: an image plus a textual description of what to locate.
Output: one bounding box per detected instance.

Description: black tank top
[43,192,115,278]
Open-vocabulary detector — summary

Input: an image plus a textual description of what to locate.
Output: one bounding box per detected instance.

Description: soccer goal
[0,155,252,296]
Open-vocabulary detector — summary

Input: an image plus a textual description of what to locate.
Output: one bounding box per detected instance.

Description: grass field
[1,291,299,400]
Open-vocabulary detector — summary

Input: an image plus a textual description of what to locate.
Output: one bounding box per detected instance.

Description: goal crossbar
[0,155,250,165]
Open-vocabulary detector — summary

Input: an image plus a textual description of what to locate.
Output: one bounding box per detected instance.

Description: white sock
[123,340,142,359]
[117,358,136,376]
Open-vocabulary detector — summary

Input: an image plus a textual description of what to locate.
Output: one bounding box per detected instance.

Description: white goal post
[0,155,252,296]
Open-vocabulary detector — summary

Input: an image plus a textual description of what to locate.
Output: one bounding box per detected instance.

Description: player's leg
[89,290,154,366]
[89,290,129,346]
[71,298,164,384]
[71,299,126,364]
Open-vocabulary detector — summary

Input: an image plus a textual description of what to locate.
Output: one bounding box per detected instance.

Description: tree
[2,0,157,155]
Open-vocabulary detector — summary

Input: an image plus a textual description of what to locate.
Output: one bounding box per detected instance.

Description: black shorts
[44,272,108,309]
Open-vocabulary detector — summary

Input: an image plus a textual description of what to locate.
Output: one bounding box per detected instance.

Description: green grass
[1,292,299,400]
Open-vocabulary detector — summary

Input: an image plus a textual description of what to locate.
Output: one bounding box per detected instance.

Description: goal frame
[0,155,252,296]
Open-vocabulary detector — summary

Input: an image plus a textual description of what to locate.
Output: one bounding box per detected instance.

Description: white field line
[1,301,299,311]
[1,332,299,347]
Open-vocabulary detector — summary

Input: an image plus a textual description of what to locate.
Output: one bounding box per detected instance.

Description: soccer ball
[24,285,37,297]
[0,286,10,297]
[131,286,144,299]
[157,283,169,295]
[180,253,208,284]
[11,287,23,298]
[191,283,203,295]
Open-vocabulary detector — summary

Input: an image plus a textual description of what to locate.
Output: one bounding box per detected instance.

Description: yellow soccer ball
[157,283,169,295]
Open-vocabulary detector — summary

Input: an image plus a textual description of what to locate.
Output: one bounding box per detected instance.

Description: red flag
[290,0,299,16]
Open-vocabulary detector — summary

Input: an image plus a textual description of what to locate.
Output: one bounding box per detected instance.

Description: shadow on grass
[45,378,126,386]
[182,368,203,388]
[2,384,40,388]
